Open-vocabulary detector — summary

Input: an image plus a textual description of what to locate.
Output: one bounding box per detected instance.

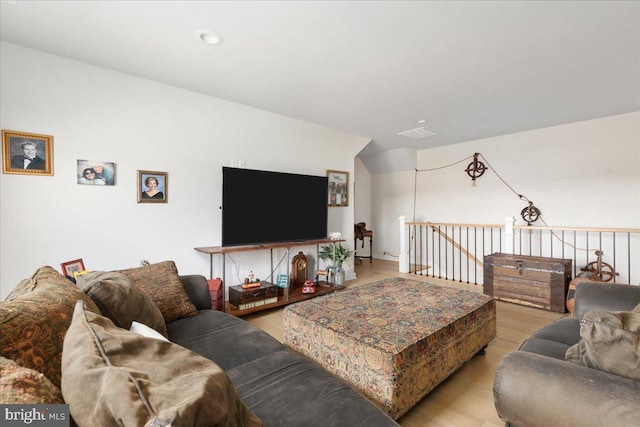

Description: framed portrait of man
[2,130,54,176]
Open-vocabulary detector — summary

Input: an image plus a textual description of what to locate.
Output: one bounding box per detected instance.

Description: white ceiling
[1,1,639,157]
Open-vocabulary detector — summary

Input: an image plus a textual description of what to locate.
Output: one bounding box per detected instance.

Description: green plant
[319,244,354,267]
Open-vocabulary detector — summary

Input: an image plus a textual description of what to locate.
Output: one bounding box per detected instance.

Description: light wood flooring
[243,259,564,427]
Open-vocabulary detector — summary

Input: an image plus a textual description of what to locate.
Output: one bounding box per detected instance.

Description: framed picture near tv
[222,167,328,246]
[327,170,349,207]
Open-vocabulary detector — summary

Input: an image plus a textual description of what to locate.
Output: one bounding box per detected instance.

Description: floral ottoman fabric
[283,278,496,420]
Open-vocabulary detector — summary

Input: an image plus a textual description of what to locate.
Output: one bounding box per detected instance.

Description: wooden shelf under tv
[225,282,339,317]
[194,238,345,315]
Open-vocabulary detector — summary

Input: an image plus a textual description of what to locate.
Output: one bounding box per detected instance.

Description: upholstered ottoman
[283,278,496,419]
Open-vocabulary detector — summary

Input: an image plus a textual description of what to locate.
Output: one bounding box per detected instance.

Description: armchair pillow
[61,301,262,427]
[565,309,640,381]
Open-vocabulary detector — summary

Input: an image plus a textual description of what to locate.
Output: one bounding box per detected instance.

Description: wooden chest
[228,282,278,307]
[483,253,572,312]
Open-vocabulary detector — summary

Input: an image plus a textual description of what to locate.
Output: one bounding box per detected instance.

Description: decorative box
[229,282,278,308]
[483,253,571,312]
[207,278,224,311]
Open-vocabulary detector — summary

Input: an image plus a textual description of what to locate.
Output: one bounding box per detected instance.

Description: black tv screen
[222,167,328,246]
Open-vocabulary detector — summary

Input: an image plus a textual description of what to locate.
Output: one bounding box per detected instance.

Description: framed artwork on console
[2,129,54,176]
[327,170,349,207]
[138,170,167,203]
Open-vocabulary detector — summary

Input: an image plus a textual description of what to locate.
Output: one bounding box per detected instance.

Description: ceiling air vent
[397,127,438,139]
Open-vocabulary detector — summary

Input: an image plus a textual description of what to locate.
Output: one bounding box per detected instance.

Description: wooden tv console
[195,239,343,316]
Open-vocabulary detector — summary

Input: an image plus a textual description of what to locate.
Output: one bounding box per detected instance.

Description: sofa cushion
[166,309,286,371]
[565,309,640,381]
[530,317,581,347]
[519,337,572,360]
[61,301,262,427]
[0,356,64,404]
[118,260,197,322]
[76,270,167,337]
[0,266,100,388]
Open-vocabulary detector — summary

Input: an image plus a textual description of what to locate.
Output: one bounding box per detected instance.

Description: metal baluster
[474,227,477,284]
[409,225,412,274]
[599,232,603,281]
[459,226,463,282]
[438,226,441,279]
[425,225,429,277]
[466,227,470,284]
[612,232,616,283]
[573,231,577,278]
[519,228,522,255]
[452,226,456,282]
[628,232,631,284]
[432,226,435,278]
[586,232,590,274]
[444,226,448,279]
[419,225,423,275]
[538,229,541,257]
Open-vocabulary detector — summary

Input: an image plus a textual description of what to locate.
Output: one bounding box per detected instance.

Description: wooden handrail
[407,221,503,229]
[428,224,483,268]
[407,221,640,234]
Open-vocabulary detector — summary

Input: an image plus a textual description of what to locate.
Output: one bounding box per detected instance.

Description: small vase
[332,264,345,288]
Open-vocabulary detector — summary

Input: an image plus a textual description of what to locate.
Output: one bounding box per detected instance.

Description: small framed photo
[327,170,349,207]
[138,170,167,203]
[2,130,54,176]
[77,159,116,185]
[61,259,85,277]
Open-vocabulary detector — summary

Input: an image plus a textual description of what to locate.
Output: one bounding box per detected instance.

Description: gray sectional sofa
[0,264,398,426]
[493,281,640,427]
[173,275,399,426]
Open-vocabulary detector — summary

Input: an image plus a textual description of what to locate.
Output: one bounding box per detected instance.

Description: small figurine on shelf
[302,279,315,294]
[242,270,261,289]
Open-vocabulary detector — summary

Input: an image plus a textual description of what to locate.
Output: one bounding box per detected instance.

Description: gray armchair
[493,281,640,427]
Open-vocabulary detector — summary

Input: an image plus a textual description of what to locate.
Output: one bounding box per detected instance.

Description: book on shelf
[236,296,278,311]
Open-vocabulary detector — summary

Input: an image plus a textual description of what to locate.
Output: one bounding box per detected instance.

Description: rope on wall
[414,152,594,253]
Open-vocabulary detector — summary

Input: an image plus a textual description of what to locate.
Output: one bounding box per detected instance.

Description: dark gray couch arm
[179,275,212,310]
[494,351,640,426]
[574,281,640,319]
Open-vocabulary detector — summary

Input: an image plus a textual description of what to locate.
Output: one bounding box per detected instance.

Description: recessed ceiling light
[416,119,427,124]
[196,30,223,45]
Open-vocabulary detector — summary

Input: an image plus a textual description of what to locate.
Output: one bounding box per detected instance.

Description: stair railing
[399,216,640,285]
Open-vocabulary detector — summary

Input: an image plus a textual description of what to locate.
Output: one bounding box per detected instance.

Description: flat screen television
[222,167,328,246]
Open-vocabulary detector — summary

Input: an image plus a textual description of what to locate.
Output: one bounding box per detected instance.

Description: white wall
[0,42,369,298]
[354,156,372,258]
[372,112,640,263]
